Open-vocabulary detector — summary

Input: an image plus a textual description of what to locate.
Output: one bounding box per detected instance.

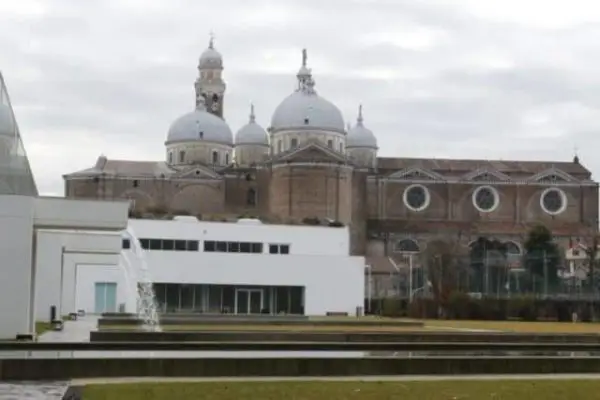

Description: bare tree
[421,236,468,317]
[583,233,600,320]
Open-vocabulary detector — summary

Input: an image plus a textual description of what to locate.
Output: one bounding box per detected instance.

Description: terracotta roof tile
[376,157,591,177]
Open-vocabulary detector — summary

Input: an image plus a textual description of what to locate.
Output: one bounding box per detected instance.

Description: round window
[403,184,430,212]
[540,188,566,215]
[472,186,499,213]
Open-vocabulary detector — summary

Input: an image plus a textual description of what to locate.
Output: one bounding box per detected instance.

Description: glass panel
[193,285,204,311]
[180,284,194,311]
[236,290,249,314]
[249,290,262,314]
[207,285,222,313]
[165,284,179,312]
[94,283,105,314]
[105,283,117,312]
[0,73,38,196]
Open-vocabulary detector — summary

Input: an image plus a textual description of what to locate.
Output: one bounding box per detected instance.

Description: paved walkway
[37,315,98,343]
[0,382,69,399]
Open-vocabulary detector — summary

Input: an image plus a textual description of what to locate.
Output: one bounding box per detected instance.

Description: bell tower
[195,33,226,119]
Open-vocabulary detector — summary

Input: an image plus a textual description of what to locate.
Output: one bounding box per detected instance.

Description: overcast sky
[2,0,600,195]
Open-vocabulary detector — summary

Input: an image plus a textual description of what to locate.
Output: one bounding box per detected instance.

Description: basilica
[64,38,598,275]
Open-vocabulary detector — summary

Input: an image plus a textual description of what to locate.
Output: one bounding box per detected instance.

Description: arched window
[212,151,219,164]
[247,188,256,206]
[225,153,230,165]
[395,239,420,253]
[505,241,521,255]
[168,152,173,164]
[327,140,333,148]
[178,150,185,163]
[290,138,298,149]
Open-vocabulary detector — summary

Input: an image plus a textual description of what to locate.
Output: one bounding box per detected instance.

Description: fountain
[124,227,161,332]
[119,252,140,314]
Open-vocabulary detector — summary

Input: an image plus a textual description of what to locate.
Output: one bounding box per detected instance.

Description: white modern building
[58,217,366,317]
[0,72,129,339]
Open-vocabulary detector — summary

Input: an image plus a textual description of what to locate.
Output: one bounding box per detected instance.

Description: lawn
[82,380,600,400]
[99,324,433,332]
[424,319,600,333]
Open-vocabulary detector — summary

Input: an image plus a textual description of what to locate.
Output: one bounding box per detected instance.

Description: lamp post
[365,264,372,313]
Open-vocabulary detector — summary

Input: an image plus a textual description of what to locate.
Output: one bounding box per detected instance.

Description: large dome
[347,105,377,149]
[271,91,345,133]
[270,49,345,133]
[0,104,15,136]
[236,105,268,146]
[166,103,233,145]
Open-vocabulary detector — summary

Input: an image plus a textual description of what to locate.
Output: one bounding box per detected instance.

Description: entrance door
[235,289,263,314]
[94,282,118,314]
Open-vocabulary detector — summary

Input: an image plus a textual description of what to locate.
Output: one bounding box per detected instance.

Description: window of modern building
[187,240,199,251]
[216,241,227,252]
[136,238,199,252]
[122,238,131,249]
[204,240,264,253]
[269,244,290,254]
[204,241,216,252]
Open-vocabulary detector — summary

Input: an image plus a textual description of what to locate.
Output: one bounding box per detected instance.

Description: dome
[166,99,233,145]
[270,49,345,133]
[236,104,269,146]
[271,92,345,133]
[0,104,15,136]
[347,105,377,149]
[199,36,223,69]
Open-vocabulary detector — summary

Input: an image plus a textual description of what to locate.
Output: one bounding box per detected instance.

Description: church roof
[376,157,592,178]
[65,157,176,178]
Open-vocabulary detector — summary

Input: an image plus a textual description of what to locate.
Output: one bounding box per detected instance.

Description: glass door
[235,289,249,314]
[249,290,263,314]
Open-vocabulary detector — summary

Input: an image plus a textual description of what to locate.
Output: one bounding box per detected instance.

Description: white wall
[132,251,365,315]
[75,264,132,314]
[128,218,349,256]
[35,230,122,321]
[0,195,35,338]
[34,196,130,230]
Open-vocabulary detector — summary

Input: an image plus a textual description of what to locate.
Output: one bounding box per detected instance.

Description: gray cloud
[2,0,600,195]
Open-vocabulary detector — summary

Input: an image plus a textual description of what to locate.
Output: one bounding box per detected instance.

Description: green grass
[82,380,600,400]
[34,321,52,335]
[423,319,600,333]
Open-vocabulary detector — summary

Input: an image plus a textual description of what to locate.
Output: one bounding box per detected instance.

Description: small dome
[0,104,15,136]
[270,49,345,133]
[199,36,223,69]
[166,99,233,145]
[347,105,377,149]
[236,104,269,146]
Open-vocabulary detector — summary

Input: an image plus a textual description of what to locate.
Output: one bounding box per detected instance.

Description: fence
[370,252,599,301]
